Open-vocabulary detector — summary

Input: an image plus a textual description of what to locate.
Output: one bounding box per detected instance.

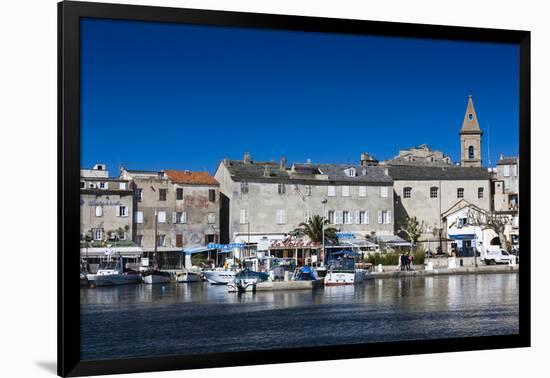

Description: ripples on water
[80,273,519,360]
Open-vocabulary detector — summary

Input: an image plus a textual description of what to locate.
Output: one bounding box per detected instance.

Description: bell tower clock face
[468,113,473,121]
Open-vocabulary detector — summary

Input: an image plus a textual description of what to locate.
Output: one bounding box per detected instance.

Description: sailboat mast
[153,209,158,270]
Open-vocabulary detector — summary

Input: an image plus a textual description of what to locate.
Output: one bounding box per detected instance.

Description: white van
[481,245,514,265]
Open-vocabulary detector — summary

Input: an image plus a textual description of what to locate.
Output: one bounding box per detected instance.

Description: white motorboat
[202,269,236,285]
[86,259,142,287]
[227,269,270,293]
[176,270,202,283]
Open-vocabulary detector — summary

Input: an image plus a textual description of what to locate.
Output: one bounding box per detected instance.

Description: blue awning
[448,234,476,240]
[183,246,216,255]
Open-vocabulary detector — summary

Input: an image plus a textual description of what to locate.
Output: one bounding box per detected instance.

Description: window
[176,188,183,200]
[209,189,216,202]
[327,210,335,224]
[503,165,510,177]
[358,210,369,225]
[157,211,166,223]
[403,187,412,198]
[117,206,128,217]
[304,209,312,222]
[278,183,286,195]
[136,234,143,246]
[335,210,343,225]
[159,189,167,201]
[468,146,475,159]
[380,187,388,198]
[512,164,518,177]
[457,188,464,198]
[239,209,248,224]
[119,182,127,190]
[80,181,85,189]
[157,234,166,247]
[88,183,96,189]
[176,234,183,248]
[208,212,216,224]
[328,186,336,197]
[276,209,286,224]
[241,181,249,194]
[344,168,356,177]
[304,185,312,196]
[135,211,143,224]
[358,186,367,198]
[430,187,438,198]
[343,211,351,224]
[98,182,107,189]
[342,186,350,197]
[478,187,484,199]
[135,188,143,202]
[92,228,103,241]
[378,210,392,225]
[173,212,186,224]
[458,217,467,227]
[95,206,103,217]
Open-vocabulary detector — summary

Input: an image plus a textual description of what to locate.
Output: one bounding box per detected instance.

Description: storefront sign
[80,197,123,207]
[207,243,244,250]
[336,232,356,239]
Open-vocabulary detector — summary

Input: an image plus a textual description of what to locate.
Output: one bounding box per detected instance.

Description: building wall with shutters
[214,162,394,242]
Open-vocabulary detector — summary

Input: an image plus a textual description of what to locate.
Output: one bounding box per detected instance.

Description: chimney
[360,152,378,166]
[280,157,287,170]
[263,165,269,177]
[384,168,389,176]
[499,153,504,160]
[243,152,251,164]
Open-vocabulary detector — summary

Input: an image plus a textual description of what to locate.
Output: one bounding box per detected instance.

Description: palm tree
[294,215,337,244]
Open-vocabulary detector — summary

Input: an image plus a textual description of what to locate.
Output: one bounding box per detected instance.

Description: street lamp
[321,199,328,267]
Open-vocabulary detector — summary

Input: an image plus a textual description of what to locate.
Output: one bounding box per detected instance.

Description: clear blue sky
[81,18,519,176]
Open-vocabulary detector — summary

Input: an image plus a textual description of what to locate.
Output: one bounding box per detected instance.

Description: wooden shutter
[355,210,360,224]
[377,210,382,224]
[182,211,187,224]
[172,212,177,224]
[387,210,392,224]
[176,234,183,248]
[365,210,370,225]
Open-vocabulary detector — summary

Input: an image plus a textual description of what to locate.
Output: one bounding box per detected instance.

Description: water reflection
[81,273,519,361]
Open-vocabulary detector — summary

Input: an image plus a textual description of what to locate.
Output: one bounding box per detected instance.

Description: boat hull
[143,273,171,284]
[176,272,202,283]
[202,270,236,285]
[324,269,366,286]
[86,273,142,287]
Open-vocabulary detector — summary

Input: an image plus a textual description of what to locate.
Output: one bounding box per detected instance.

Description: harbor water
[80,273,519,360]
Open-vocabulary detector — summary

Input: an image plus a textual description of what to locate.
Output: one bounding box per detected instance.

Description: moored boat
[202,269,236,285]
[227,269,270,293]
[324,255,366,286]
[142,270,171,284]
[86,258,142,287]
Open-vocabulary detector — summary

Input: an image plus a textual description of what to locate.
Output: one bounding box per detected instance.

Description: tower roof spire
[460,95,482,135]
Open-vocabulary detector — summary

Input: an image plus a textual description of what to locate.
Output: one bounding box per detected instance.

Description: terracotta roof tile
[164,170,219,186]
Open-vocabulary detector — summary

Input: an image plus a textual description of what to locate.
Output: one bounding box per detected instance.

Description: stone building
[119,168,220,268]
[214,153,395,252]
[492,155,520,248]
[80,164,141,268]
[80,164,134,243]
[382,96,492,248]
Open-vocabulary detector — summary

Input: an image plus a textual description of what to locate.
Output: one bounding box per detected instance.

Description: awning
[183,246,217,255]
[448,234,476,240]
[80,246,143,258]
[375,235,412,247]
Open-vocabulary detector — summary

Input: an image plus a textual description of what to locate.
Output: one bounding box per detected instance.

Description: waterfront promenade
[367,264,519,280]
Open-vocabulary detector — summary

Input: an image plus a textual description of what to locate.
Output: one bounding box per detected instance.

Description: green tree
[294,215,338,244]
[399,216,424,250]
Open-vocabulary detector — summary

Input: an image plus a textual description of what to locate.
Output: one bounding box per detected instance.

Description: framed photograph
[58,1,530,376]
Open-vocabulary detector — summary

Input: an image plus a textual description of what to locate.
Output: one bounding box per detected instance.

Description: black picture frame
[58,1,531,376]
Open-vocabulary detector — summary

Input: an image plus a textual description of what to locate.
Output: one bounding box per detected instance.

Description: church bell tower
[460,95,483,167]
